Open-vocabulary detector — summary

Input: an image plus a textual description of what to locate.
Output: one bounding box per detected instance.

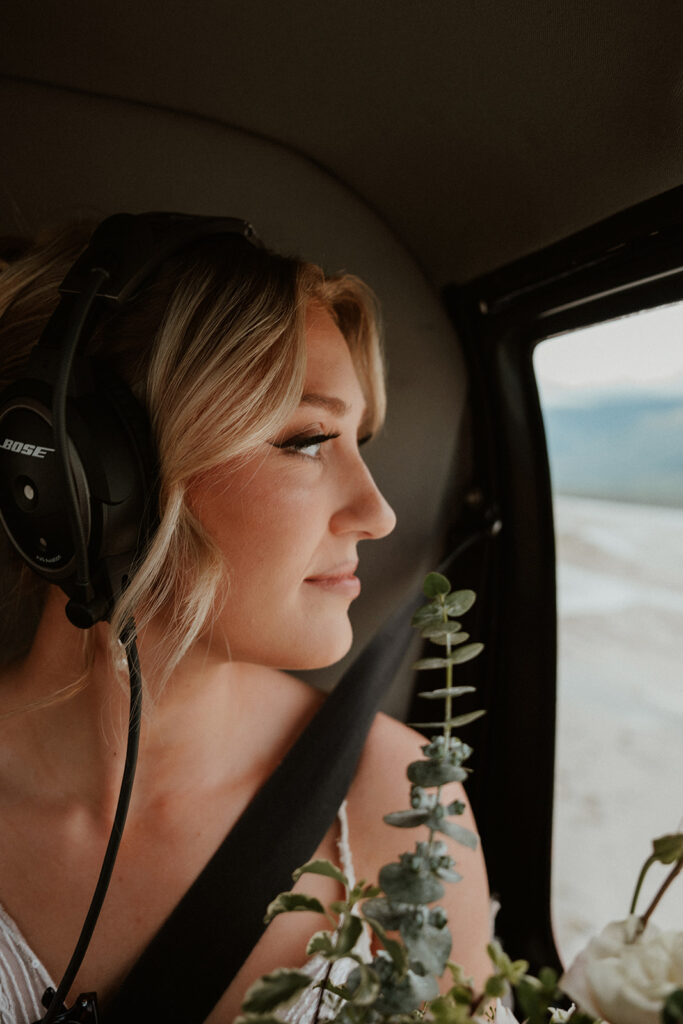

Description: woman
[0,218,491,1022]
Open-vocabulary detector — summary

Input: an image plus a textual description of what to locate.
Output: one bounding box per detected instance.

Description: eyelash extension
[271,432,340,455]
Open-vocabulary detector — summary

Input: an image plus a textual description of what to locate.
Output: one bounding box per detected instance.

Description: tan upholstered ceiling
[2,0,683,284]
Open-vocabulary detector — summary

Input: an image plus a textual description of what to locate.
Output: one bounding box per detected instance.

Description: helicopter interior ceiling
[2,0,682,285]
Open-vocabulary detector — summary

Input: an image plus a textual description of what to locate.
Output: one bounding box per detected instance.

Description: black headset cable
[40,620,143,1024]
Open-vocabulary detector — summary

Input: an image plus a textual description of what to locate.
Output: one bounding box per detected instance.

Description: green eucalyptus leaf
[344,963,382,1006]
[484,975,507,998]
[486,939,529,982]
[421,617,462,633]
[348,880,367,905]
[420,621,463,640]
[516,978,552,1024]
[379,862,445,903]
[446,961,474,985]
[412,709,486,729]
[422,631,471,647]
[411,604,445,628]
[417,686,476,699]
[373,967,439,1015]
[335,914,363,956]
[449,709,486,727]
[291,858,349,889]
[517,965,561,1024]
[436,867,462,883]
[432,817,478,849]
[362,896,406,931]
[538,966,559,989]
[444,590,476,616]
[361,883,381,898]
[407,760,467,786]
[306,929,335,956]
[241,968,312,1013]
[329,900,350,915]
[383,809,429,828]
[264,891,325,923]
[653,833,683,864]
[412,657,453,671]
[429,994,467,1023]
[663,989,683,1024]
[399,918,452,975]
[363,917,408,974]
[449,642,484,664]
[413,645,483,671]
[423,573,451,598]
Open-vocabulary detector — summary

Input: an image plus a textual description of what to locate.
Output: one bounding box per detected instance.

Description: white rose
[561,917,683,1024]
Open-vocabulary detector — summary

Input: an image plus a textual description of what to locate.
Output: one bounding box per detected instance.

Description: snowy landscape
[534,306,683,964]
[550,493,683,963]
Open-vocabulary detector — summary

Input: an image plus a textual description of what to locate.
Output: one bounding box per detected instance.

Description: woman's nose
[330,459,397,540]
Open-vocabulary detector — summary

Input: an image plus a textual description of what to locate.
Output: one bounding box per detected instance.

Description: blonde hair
[0,220,386,696]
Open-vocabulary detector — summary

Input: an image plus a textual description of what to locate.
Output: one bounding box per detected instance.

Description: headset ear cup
[0,380,88,581]
[0,365,157,619]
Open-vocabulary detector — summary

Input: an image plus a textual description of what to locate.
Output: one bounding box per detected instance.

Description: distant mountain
[541,393,683,506]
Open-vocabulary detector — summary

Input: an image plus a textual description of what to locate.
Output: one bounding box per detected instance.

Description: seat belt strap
[102,590,421,1024]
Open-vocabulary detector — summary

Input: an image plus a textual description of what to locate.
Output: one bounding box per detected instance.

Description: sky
[534,299,683,404]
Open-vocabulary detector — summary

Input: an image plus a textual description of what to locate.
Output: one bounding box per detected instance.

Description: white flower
[475,998,522,1024]
[549,1003,576,1023]
[492,998,522,1024]
[561,917,683,1024]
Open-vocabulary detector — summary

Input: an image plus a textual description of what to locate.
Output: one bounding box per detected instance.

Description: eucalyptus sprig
[237,571,487,1023]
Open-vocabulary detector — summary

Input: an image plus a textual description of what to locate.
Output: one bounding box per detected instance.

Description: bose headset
[0,212,261,1023]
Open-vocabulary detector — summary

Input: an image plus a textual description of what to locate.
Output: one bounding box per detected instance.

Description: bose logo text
[1,438,55,459]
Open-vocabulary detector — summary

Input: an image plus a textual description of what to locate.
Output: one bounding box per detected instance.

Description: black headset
[0,212,261,1024]
[0,211,261,629]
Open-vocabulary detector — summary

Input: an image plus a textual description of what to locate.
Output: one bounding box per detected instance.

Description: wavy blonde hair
[0,220,386,698]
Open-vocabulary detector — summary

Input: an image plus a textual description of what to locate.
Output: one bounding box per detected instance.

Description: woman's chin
[190,608,354,672]
[282,622,354,672]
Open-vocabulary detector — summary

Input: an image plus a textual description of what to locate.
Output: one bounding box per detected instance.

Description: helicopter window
[534,302,683,965]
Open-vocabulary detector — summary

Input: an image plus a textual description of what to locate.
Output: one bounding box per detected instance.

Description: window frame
[437,184,683,970]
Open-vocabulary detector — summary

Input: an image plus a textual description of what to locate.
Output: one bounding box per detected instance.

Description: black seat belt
[102,588,422,1024]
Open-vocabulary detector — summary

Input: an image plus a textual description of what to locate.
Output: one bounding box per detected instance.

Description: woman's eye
[272,432,340,459]
[295,438,325,458]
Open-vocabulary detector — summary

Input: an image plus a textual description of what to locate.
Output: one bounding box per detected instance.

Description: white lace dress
[0,900,55,1023]
[0,803,369,1024]
[277,800,372,1022]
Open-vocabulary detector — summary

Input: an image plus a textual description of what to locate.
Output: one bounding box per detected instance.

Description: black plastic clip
[34,987,99,1024]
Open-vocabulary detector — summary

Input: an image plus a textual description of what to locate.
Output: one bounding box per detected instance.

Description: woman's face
[189,304,396,670]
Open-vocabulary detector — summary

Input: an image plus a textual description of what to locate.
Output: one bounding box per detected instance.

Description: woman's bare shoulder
[348,712,432,839]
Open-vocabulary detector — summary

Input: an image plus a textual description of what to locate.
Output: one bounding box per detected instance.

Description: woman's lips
[304,569,361,597]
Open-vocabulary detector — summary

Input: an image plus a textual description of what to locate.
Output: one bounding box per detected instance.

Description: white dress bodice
[0,802,369,1024]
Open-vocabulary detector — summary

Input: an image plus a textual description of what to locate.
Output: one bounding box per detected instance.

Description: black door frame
[434,184,683,970]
